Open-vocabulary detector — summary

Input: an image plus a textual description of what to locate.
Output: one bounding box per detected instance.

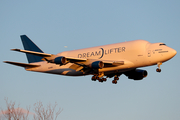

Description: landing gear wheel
[114,77,119,80]
[98,79,103,83]
[91,76,97,81]
[102,78,107,82]
[112,80,117,84]
[156,68,161,72]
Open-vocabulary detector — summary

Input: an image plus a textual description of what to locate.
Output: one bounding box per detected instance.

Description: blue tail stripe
[20,35,44,63]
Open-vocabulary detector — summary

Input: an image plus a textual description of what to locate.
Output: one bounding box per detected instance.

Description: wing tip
[11,49,20,51]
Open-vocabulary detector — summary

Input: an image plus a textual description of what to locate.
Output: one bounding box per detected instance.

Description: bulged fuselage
[5,35,177,84]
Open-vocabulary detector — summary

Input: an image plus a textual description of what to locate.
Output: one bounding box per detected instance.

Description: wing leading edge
[10,48,127,68]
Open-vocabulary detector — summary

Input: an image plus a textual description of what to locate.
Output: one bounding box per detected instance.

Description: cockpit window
[159,43,166,46]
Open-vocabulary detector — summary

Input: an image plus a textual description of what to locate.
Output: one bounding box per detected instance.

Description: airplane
[4,35,177,84]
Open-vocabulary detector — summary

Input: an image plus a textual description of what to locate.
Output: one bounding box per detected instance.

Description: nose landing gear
[156,62,162,72]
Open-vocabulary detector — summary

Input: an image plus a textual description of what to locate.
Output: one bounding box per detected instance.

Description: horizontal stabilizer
[4,61,40,68]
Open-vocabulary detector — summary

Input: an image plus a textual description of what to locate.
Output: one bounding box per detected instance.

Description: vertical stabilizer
[20,35,44,63]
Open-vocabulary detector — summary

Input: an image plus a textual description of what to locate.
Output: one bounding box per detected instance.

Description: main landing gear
[91,72,107,83]
[92,75,120,84]
[91,75,107,83]
[156,62,162,72]
[91,73,120,84]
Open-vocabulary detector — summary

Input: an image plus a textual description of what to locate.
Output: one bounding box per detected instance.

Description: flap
[102,60,124,66]
[69,64,84,71]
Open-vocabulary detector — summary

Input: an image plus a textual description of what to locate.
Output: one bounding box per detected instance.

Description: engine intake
[53,56,67,65]
[90,61,104,69]
[124,69,148,80]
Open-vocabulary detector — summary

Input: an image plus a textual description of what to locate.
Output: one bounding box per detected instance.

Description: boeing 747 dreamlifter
[4,35,177,84]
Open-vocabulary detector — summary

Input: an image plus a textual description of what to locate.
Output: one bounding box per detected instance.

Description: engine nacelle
[53,56,67,65]
[90,61,104,69]
[124,69,148,80]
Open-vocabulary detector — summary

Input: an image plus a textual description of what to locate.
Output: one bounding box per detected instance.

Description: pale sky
[1,1,180,120]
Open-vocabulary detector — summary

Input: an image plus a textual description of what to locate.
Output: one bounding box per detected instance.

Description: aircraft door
[148,50,151,57]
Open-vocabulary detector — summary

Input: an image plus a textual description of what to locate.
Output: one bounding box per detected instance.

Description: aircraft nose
[170,48,177,57]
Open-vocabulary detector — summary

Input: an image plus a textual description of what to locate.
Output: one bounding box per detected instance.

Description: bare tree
[0,98,30,120]
[33,101,62,120]
[0,98,62,120]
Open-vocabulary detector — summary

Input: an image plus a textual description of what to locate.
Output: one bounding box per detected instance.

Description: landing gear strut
[156,62,162,72]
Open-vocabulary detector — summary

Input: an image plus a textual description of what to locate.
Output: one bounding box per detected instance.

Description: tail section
[20,35,44,63]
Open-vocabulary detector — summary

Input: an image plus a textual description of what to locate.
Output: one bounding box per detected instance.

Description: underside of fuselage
[44,68,86,76]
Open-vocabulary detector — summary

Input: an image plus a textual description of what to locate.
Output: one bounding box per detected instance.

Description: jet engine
[90,61,104,69]
[52,56,67,65]
[124,69,148,80]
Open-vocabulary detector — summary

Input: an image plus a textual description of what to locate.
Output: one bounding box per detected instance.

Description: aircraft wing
[68,59,130,71]
[11,49,52,57]
[4,61,40,68]
[11,49,87,62]
[102,60,124,66]
[65,56,87,62]
[11,49,125,64]
[10,49,128,71]
[64,57,124,66]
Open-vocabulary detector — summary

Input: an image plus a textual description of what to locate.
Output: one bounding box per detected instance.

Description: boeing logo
[78,47,126,59]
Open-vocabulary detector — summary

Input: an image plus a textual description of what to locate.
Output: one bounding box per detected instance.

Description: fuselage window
[159,43,166,46]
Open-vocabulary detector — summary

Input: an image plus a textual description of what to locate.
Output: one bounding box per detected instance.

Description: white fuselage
[26,40,176,76]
